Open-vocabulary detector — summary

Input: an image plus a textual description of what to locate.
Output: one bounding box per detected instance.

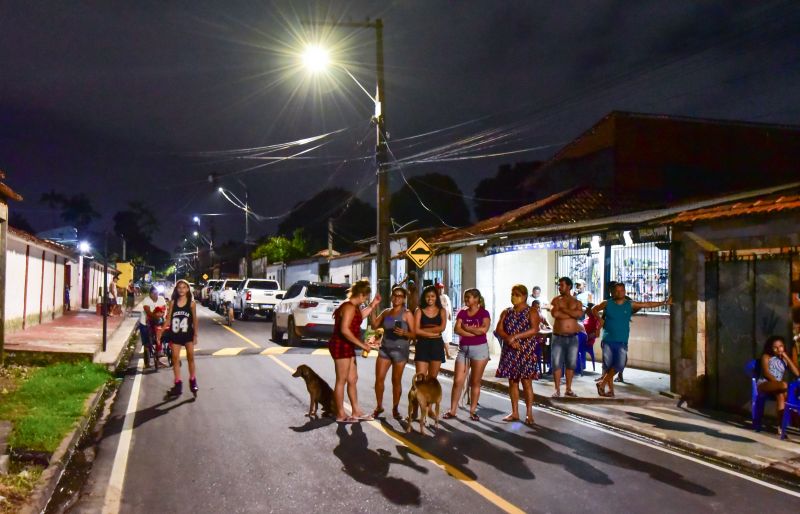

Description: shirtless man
[549,277,585,397]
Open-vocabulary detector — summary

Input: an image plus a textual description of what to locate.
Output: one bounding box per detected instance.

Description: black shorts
[162,332,194,346]
[415,338,445,363]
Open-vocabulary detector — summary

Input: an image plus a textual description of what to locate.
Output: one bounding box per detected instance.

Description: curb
[20,381,112,514]
[436,367,800,487]
[20,321,139,513]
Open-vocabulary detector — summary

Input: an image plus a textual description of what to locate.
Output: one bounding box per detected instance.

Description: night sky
[2,0,799,252]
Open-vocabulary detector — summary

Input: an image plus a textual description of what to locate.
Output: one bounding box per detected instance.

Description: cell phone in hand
[394,320,402,330]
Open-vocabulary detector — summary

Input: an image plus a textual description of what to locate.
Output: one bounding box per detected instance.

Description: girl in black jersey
[163,279,199,397]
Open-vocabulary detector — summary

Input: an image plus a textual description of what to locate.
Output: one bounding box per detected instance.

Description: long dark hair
[420,285,442,309]
[171,279,193,305]
[761,335,785,357]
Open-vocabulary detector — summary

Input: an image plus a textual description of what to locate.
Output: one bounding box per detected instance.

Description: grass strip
[0,362,110,453]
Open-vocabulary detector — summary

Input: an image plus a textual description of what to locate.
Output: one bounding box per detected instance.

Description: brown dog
[406,373,442,434]
[292,364,336,418]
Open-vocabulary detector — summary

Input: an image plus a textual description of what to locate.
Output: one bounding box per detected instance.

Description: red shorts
[328,337,355,360]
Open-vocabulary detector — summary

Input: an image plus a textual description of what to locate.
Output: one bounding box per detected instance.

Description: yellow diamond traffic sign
[202,273,209,280]
[406,237,433,268]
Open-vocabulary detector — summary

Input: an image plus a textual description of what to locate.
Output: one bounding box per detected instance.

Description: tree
[252,230,308,263]
[8,212,36,233]
[40,190,101,230]
[473,161,542,220]
[390,173,471,230]
[277,187,375,252]
[112,201,167,264]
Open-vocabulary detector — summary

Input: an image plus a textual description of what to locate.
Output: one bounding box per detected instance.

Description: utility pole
[301,17,390,307]
[121,236,126,261]
[328,218,334,258]
[102,232,108,352]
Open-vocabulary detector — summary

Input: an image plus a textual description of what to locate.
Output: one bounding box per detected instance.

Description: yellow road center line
[212,347,246,356]
[261,347,290,355]
[266,355,524,514]
[216,323,261,348]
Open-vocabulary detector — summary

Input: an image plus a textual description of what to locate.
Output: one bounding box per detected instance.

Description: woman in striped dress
[495,284,542,426]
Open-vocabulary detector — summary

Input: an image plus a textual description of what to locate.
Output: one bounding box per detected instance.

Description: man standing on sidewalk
[592,283,671,397]
[549,277,585,398]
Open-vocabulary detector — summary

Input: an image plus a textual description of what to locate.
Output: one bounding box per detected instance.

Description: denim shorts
[456,343,490,364]
[379,338,410,363]
[602,340,628,372]
[551,334,579,370]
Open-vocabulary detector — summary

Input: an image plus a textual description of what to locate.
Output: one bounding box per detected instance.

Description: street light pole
[301,18,390,307]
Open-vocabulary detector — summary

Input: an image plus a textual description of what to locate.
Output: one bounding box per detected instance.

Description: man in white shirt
[436,282,453,359]
[139,286,167,367]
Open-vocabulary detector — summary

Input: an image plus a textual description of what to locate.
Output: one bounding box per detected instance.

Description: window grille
[555,250,602,304]
[610,243,670,313]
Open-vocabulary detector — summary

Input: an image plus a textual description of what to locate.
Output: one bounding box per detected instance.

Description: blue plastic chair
[780,379,800,440]
[747,359,770,431]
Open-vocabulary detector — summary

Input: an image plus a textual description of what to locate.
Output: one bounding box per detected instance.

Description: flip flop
[551,392,561,398]
[336,417,358,424]
[502,415,520,422]
[372,407,385,418]
[442,412,457,420]
[469,412,480,421]
[392,409,403,420]
[356,414,375,421]
[596,383,605,396]
[565,391,578,398]
[524,417,535,426]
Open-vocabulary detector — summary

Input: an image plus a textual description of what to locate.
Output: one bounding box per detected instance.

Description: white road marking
[431,371,800,499]
[102,358,145,513]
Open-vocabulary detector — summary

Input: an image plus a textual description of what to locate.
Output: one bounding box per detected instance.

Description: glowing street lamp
[302,45,330,73]
[78,241,91,254]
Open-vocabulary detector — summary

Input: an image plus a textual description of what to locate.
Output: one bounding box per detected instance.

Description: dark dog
[292,364,336,418]
[406,373,442,434]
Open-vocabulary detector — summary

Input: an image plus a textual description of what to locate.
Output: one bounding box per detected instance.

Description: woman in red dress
[329,279,382,423]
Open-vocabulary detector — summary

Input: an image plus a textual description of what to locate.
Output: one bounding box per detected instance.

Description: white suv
[215,279,243,314]
[234,279,285,320]
[272,281,348,345]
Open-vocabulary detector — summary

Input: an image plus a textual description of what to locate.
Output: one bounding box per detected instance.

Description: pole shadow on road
[101,398,196,440]
[333,423,426,506]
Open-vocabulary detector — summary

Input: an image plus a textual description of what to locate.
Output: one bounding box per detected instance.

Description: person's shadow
[624,411,756,443]
[333,423,427,506]
[290,416,336,432]
[101,397,195,440]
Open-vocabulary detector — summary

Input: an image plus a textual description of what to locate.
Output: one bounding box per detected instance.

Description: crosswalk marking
[260,347,289,355]
[212,347,246,356]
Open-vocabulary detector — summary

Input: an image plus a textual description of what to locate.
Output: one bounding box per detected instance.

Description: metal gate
[705,253,794,410]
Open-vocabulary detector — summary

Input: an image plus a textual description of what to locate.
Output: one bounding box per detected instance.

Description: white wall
[4,233,77,332]
[475,249,554,356]
[285,261,318,286]
[627,313,670,372]
[330,255,360,284]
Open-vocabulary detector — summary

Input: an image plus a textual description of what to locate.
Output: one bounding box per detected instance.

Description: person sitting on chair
[758,335,800,432]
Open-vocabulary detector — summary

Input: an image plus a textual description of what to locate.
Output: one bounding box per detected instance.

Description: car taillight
[246,291,251,301]
[298,301,318,309]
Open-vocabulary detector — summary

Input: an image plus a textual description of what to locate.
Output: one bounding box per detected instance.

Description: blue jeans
[602,340,628,372]
[551,334,579,371]
[138,323,152,347]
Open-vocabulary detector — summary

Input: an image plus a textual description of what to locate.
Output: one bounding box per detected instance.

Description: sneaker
[189,377,198,396]
[168,381,183,397]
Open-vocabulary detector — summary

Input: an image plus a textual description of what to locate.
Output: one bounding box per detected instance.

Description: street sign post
[202,273,209,280]
[406,237,433,268]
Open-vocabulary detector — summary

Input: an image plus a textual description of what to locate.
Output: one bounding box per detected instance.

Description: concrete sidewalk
[4,303,142,366]
[434,344,800,484]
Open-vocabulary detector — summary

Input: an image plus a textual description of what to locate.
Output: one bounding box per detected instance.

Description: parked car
[216,279,243,314]
[233,279,285,321]
[272,281,348,345]
[209,282,224,311]
[202,279,222,306]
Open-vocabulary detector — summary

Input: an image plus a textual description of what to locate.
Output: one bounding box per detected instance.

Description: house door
[706,254,793,411]
[64,262,71,312]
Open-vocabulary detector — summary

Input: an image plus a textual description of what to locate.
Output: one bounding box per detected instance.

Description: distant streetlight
[78,241,91,254]
[193,216,200,224]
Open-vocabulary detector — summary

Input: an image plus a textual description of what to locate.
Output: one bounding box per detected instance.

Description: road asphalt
[70,305,800,514]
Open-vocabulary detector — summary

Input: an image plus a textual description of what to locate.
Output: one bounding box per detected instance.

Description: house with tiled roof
[406,112,800,412]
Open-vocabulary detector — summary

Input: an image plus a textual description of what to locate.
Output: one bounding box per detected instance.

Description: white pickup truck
[234,279,285,321]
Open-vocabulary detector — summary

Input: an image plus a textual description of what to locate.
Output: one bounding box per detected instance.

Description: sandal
[336,416,358,424]
[565,391,578,398]
[596,383,605,396]
[392,408,403,420]
[524,416,535,426]
[551,391,561,398]
[502,414,520,422]
[372,407,385,418]
[469,412,480,421]
[442,412,457,420]
[356,414,374,421]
